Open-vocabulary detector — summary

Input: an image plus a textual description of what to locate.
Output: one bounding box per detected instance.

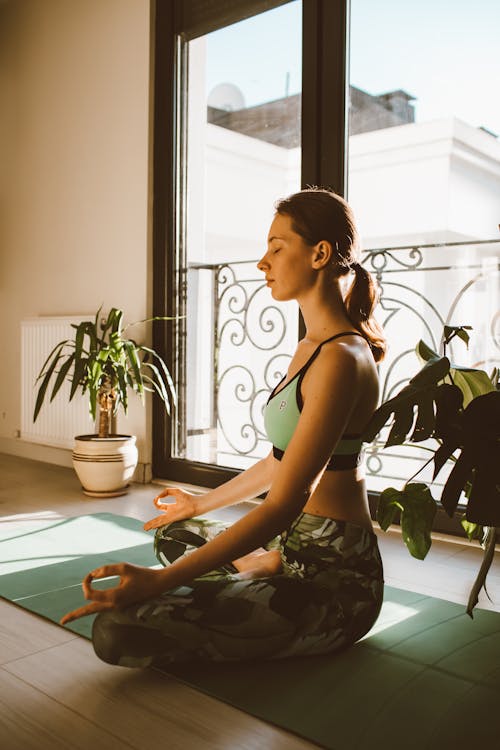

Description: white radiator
[21,317,94,448]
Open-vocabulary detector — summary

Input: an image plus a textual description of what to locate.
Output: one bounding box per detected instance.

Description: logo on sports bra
[279,400,287,411]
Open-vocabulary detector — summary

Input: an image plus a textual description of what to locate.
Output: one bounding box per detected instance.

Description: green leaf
[376,483,436,559]
[444,325,472,347]
[415,339,440,364]
[456,328,470,348]
[400,483,437,559]
[450,367,495,408]
[74,321,88,364]
[124,341,143,394]
[139,345,177,407]
[377,488,403,531]
[142,363,171,415]
[115,365,128,414]
[461,519,485,542]
[70,356,88,399]
[33,352,63,421]
[36,340,70,382]
[50,354,75,401]
[363,356,449,445]
[89,384,97,420]
[410,355,450,388]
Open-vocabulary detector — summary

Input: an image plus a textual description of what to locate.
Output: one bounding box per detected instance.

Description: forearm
[195,453,274,515]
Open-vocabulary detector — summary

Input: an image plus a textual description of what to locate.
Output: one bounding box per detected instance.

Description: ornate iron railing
[188,239,500,484]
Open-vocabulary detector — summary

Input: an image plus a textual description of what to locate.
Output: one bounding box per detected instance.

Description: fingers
[143,515,170,531]
[83,565,123,602]
[153,487,182,510]
[85,564,122,582]
[60,601,113,625]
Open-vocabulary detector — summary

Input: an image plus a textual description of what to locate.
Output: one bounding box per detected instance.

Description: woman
[61,188,386,667]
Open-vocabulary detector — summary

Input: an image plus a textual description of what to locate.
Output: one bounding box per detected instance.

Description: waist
[302,471,373,532]
[272,434,364,471]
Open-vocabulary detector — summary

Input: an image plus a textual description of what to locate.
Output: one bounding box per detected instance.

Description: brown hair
[275,187,386,362]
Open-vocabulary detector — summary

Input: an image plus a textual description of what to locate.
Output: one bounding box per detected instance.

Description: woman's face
[257,213,317,301]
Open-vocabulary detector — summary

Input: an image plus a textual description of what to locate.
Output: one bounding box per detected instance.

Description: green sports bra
[263,332,364,470]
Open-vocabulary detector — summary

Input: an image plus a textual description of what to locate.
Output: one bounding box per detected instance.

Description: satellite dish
[208,83,245,112]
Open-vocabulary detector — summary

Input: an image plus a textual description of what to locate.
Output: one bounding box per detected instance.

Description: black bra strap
[301,331,364,377]
[295,331,364,410]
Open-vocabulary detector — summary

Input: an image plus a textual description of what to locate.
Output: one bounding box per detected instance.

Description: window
[348,0,500,497]
[153,0,348,486]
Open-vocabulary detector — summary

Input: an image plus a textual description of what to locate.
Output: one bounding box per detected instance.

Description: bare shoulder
[302,335,378,419]
[315,334,372,377]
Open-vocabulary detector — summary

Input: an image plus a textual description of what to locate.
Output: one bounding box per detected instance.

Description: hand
[60,563,163,625]
[143,487,198,531]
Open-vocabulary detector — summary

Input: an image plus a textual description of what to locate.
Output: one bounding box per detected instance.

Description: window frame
[151,0,350,488]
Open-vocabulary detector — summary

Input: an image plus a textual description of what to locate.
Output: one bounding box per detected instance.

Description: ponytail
[344,264,386,363]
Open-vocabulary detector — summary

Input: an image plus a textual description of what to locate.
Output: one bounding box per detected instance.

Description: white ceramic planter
[72,434,138,497]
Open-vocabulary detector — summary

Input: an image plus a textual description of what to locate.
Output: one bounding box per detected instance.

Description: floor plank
[0,599,76,665]
[0,668,135,750]
[4,638,318,750]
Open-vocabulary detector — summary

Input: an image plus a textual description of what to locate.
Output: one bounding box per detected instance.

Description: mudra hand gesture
[143,487,198,531]
[60,488,198,625]
[60,563,162,625]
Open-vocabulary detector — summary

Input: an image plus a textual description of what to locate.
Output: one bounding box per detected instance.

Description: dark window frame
[152,0,350,488]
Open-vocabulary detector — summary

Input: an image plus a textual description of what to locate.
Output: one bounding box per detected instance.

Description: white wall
[349,117,500,247]
[0,0,154,474]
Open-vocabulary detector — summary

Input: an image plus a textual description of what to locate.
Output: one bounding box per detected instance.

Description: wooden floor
[1,453,499,750]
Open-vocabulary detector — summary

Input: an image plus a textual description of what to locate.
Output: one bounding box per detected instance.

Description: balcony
[183,239,500,492]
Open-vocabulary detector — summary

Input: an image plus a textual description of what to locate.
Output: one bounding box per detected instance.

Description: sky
[205,0,500,136]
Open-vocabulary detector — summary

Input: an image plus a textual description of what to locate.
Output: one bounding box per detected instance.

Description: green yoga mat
[1,513,499,750]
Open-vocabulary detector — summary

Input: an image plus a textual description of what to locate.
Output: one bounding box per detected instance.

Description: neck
[298,278,354,342]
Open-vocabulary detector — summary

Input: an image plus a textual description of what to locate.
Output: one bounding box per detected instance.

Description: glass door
[174,1,303,471]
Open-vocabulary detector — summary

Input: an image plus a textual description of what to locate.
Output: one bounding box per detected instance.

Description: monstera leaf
[437,391,500,525]
[416,340,495,407]
[363,353,450,446]
[377,483,437,559]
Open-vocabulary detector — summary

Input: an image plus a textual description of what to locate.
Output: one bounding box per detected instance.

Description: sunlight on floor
[360,601,419,640]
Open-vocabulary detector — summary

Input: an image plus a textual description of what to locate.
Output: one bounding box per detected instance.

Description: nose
[257,251,270,272]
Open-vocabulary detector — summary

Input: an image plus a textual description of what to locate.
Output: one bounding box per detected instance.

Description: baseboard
[0,437,151,483]
[0,437,73,467]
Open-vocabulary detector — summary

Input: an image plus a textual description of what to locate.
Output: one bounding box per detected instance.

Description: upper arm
[265,345,360,513]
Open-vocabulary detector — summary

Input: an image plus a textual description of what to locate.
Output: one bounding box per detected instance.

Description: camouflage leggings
[92,513,384,668]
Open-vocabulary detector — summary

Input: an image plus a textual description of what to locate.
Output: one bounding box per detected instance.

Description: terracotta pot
[72,434,138,497]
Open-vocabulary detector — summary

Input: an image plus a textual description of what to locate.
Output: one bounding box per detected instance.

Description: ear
[311,240,333,269]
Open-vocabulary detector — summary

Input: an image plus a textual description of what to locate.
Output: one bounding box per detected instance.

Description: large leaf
[50,354,75,401]
[377,483,437,559]
[363,355,450,445]
[33,351,64,421]
[450,367,495,407]
[416,339,493,406]
[124,341,143,394]
[140,345,177,407]
[35,340,70,382]
[439,391,500,524]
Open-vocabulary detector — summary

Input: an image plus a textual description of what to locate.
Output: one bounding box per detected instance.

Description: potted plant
[33,307,175,497]
[363,326,499,615]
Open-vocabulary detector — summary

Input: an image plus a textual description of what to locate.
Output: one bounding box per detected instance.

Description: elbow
[264,487,310,531]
